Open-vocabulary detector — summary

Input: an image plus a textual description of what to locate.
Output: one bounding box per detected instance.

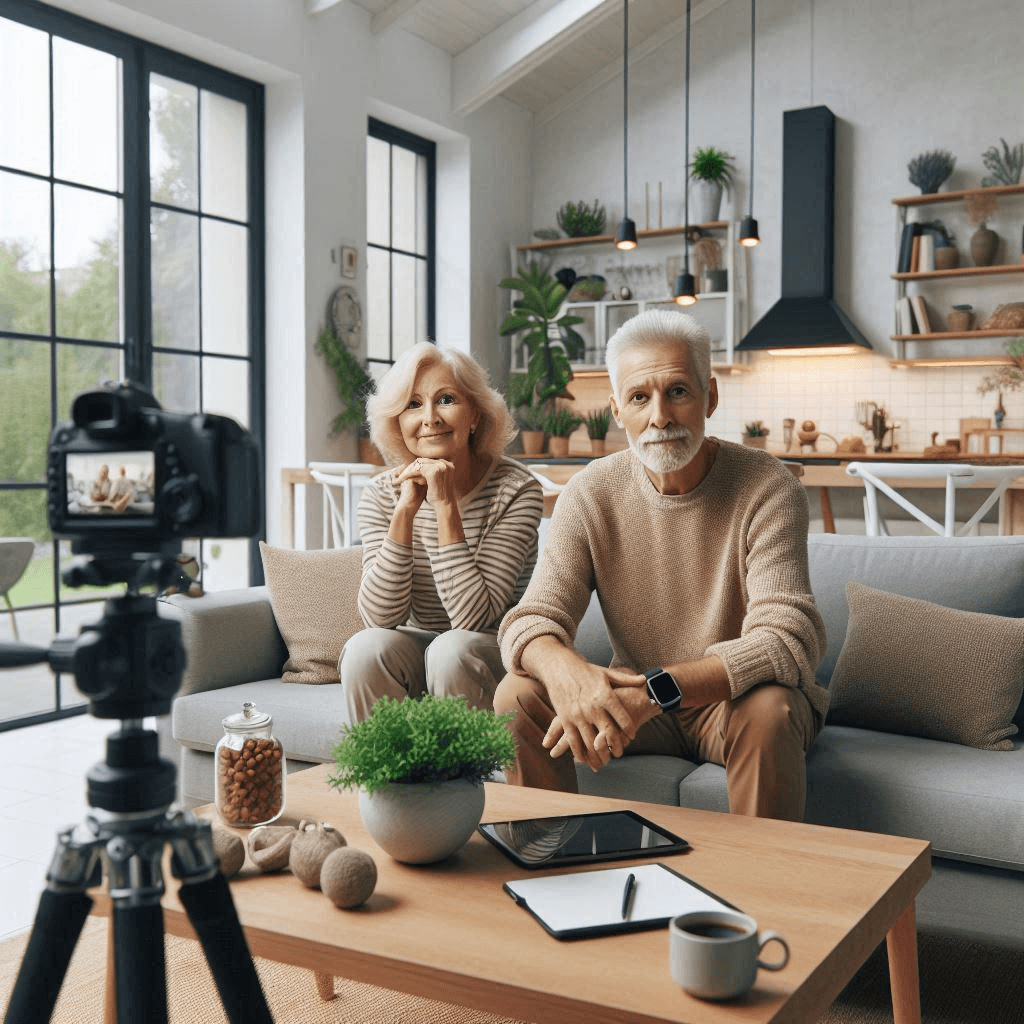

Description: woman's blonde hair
[367,342,516,466]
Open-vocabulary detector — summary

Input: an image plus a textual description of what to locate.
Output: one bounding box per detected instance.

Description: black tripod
[1,554,274,1024]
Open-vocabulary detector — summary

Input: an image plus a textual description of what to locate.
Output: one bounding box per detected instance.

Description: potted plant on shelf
[315,327,382,464]
[907,149,956,194]
[584,407,612,456]
[500,263,585,453]
[328,695,516,864]
[556,199,606,238]
[742,420,770,449]
[543,408,584,458]
[689,146,734,224]
[505,371,547,455]
[977,339,1024,427]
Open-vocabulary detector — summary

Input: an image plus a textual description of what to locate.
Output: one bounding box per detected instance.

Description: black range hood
[737,105,871,353]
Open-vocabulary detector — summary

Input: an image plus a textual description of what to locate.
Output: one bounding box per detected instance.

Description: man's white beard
[628,425,703,474]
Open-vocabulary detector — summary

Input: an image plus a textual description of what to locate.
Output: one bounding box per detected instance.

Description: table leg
[283,481,296,548]
[105,919,116,1024]
[819,487,836,533]
[886,902,921,1024]
[314,971,336,1000]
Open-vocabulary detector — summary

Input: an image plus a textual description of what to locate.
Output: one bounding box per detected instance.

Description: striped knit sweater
[356,456,544,634]
[498,441,829,721]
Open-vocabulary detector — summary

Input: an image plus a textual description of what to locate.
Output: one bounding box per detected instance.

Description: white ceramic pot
[358,778,486,864]
[690,180,723,224]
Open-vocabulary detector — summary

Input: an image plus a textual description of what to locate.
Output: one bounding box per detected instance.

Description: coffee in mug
[669,910,789,1001]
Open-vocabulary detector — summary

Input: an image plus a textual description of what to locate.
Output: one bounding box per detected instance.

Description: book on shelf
[910,294,932,333]
[896,296,916,335]
[897,223,920,273]
[910,234,923,273]
[918,234,935,273]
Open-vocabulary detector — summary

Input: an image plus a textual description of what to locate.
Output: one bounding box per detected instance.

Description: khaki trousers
[492,674,819,821]
[340,626,505,722]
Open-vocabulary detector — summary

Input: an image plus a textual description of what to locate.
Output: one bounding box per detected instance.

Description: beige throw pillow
[827,582,1024,750]
[259,542,364,684]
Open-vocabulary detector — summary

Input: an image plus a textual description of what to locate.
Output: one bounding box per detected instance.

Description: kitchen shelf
[892,183,1024,207]
[889,355,1018,369]
[892,328,1024,342]
[892,264,1024,282]
[516,222,727,252]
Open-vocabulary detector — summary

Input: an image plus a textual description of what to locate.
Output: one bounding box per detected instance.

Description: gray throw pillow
[828,581,1024,750]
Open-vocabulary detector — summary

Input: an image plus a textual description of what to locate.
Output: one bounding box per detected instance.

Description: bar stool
[308,462,381,548]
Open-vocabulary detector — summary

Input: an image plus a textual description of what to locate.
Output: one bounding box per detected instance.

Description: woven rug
[1,917,1021,1022]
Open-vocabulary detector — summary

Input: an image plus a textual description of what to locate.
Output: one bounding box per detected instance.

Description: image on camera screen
[66,453,156,518]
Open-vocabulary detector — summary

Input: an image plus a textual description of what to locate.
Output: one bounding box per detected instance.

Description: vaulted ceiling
[311,0,716,115]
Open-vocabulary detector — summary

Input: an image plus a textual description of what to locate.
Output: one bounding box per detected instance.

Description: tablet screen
[478,810,689,868]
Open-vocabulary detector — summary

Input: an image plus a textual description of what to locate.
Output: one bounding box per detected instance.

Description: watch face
[647,670,680,707]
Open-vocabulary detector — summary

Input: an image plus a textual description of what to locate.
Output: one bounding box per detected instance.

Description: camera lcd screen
[478,810,689,869]
[66,453,156,518]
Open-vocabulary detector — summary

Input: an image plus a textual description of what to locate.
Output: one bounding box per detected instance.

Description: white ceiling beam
[452,0,619,116]
[535,0,729,126]
[307,0,346,15]
[371,0,429,35]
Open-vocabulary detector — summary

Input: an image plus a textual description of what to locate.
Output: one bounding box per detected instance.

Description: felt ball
[321,847,377,909]
[212,826,245,878]
[290,820,346,889]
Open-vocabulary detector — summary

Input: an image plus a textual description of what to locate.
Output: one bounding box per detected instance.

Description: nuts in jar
[215,702,286,827]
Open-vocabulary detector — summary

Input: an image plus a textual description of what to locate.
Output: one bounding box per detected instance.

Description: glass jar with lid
[215,702,286,827]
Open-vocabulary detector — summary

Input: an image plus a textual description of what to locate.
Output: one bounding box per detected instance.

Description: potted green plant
[500,263,585,448]
[907,149,956,194]
[315,327,382,463]
[328,695,516,864]
[556,199,606,238]
[742,420,770,449]
[688,146,734,223]
[980,138,1023,187]
[977,339,1024,427]
[584,406,612,456]
[542,408,584,458]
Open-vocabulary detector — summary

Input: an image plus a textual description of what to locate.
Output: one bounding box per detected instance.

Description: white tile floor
[0,713,116,940]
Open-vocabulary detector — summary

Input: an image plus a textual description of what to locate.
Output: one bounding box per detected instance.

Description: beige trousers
[340,626,505,722]
[492,673,819,821]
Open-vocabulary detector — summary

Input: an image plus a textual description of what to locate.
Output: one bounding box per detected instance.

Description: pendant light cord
[683,0,691,273]
[623,0,629,220]
[748,0,756,220]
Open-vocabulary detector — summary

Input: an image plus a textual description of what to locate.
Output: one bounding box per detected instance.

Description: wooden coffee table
[100,764,931,1024]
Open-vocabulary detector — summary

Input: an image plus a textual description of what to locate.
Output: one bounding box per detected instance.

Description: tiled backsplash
[713,352,1023,454]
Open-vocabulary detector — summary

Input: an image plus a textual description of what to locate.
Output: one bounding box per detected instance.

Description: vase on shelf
[589,438,607,456]
[995,393,1006,428]
[548,436,570,458]
[947,305,974,332]
[689,180,723,224]
[934,245,959,271]
[519,430,545,456]
[970,224,999,267]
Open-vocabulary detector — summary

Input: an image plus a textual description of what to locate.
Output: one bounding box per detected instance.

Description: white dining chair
[845,462,1024,537]
[308,463,381,548]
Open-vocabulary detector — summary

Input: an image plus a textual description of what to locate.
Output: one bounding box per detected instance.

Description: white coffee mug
[669,910,789,1001]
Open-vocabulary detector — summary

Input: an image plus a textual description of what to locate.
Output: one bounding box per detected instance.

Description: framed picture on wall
[341,245,358,278]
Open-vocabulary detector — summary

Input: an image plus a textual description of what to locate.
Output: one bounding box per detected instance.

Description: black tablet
[478,810,689,869]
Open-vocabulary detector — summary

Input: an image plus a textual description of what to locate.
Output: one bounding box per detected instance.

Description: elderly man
[494,309,827,821]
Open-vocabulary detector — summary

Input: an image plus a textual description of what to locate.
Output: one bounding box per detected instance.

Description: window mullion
[123,44,149,386]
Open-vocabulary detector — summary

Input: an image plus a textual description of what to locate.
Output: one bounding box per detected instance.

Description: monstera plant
[500,263,585,415]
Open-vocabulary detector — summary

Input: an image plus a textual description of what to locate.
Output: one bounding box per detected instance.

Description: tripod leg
[4,889,92,1024]
[112,902,167,1024]
[178,873,274,1024]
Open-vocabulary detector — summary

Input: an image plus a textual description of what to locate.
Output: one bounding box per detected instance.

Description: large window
[366,118,435,377]
[0,0,264,728]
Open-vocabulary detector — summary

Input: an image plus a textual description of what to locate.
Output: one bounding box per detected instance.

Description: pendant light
[739,0,760,247]
[674,0,696,305]
[614,0,638,250]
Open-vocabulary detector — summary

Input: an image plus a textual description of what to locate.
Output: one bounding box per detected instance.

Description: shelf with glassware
[507,221,749,375]
[890,183,1024,367]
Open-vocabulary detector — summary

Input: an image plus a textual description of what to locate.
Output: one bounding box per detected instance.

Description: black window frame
[366,116,436,374]
[0,0,265,729]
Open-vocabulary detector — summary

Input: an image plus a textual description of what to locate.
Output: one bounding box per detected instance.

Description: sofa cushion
[827,582,1024,750]
[259,542,364,684]
[807,534,1024,691]
[173,678,353,765]
[805,726,1024,871]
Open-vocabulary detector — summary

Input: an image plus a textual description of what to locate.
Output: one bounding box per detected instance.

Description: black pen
[621,872,636,920]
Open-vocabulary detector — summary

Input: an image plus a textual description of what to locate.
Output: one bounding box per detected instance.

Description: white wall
[42,0,533,547]
[530,0,1024,453]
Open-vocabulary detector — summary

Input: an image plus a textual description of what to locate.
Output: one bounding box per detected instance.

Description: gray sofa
[159,530,1024,947]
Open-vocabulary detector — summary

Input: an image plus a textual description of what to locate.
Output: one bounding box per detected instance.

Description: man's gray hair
[605,309,712,397]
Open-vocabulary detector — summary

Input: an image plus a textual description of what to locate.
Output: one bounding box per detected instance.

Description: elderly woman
[340,342,544,721]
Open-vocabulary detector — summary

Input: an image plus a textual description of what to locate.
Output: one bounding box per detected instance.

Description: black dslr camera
[49,379,260,557]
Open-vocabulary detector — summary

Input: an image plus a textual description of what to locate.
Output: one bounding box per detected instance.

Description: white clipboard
[504,862,738,941]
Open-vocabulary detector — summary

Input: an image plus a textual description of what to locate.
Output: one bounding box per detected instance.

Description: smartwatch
[644,667,682,713]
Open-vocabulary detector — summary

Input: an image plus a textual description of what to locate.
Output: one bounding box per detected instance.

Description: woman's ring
[415,459,422,469]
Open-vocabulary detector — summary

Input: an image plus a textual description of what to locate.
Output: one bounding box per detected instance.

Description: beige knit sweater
[498,441,829,721]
